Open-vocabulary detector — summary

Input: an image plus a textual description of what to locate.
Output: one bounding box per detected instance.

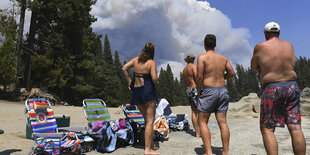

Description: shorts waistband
[263,80,297,88]
[202,86,226,90]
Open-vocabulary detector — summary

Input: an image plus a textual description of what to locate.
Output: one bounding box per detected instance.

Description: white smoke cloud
[91,0,252,78]
[158,60,184,78]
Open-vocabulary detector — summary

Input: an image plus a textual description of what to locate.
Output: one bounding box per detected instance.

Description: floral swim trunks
[186,88,198,107]
[260,81,301,128]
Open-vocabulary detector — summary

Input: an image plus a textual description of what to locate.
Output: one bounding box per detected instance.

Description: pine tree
[157,68,166,98]
[100,35,120,106]
[235,64,247,97]
[226,78,239,102]
[28,0,102,105]
[114,51,131,104]
[0,5,18,92]
[179,72,188,105]
[0,36,16,92]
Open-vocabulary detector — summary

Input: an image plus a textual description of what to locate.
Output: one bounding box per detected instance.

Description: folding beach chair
[122,104,145,127]
[122,104,168,142]
[121,104,146,144]
[82,99,111,123]
[25,98,85,155]
[82,99,134,152]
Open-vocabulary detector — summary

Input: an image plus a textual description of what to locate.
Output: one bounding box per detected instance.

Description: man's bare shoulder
[197,53,207,59]
[282,40,294,48]
[188,63,196,68]
[254,42,265,53]
[215,52,228,60]
[255,42,266,48]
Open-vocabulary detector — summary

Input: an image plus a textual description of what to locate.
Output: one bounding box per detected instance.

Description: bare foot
[145,149,160,155]
[196,134,200,138]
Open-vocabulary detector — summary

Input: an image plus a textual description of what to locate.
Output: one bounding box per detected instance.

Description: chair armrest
[56,126,87,132]
[33,133,64,137]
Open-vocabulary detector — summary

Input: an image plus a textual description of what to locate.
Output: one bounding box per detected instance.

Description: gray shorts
[198,86,229,113]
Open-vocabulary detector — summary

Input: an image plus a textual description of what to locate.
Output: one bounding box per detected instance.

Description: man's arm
[251,45,261,73]
[192,64,197,83]
[224,59,235,79]
[196,55,204,95]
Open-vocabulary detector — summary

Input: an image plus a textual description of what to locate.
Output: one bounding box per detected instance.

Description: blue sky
[203,0,310,58]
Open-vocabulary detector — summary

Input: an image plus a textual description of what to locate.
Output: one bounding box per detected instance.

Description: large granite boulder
[301,87,310,98]
[229,93,260,113]
[300,98,310,116]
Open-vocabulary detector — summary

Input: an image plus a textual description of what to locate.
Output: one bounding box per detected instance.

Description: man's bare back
[183,63,197,89]
[197,50,234,88]
[251,38,297,84]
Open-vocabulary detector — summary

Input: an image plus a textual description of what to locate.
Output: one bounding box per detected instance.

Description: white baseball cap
[264,22,280,32]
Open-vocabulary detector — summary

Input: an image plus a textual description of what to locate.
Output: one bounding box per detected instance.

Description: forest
[1,0,309,106]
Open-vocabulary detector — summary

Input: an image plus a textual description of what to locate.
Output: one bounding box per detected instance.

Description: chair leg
[27,137,47,155]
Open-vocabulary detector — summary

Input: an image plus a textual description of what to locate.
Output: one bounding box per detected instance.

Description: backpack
[88,121,117,153]
[126,118,145,144]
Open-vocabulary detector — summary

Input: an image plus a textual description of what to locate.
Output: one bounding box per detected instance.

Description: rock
[232,93,260,109]
[301,87,310,98]
[229,93,261,117]
[252,102,260,113]
[300,98,310,116]
[61,101,70,106]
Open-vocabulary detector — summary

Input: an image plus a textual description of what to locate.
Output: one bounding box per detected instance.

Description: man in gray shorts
[196,34,235,155]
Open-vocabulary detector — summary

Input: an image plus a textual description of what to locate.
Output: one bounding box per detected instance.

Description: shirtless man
[196,34,235,155]
[182,54,200,137]
[251,22,306,155]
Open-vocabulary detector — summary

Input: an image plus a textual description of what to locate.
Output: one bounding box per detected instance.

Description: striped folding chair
[82,99,111,123]
[25,98,82,155]
[122,104,145,127]
[82,99,135,152]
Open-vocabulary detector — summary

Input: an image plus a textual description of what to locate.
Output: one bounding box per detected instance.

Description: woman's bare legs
[138,100,159,155]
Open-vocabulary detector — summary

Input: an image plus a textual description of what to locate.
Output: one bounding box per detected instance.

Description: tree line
[1,0,309,106]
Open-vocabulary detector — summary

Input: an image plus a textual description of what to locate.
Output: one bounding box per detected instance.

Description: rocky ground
[0,96,309,155]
